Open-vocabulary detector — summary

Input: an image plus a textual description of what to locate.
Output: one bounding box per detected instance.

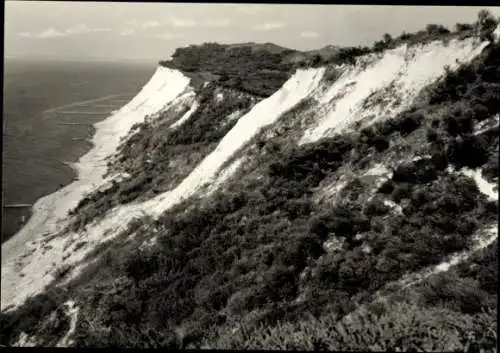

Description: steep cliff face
[1,20,498,350]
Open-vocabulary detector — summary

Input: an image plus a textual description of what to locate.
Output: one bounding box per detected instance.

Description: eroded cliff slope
[1,13,499,350]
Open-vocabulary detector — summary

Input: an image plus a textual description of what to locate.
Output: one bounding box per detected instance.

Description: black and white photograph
[2,1,499,350]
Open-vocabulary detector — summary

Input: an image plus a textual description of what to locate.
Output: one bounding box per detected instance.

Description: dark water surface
[2,59,155,242]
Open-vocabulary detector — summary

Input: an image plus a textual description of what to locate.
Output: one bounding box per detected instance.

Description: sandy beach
[1,66,191,310]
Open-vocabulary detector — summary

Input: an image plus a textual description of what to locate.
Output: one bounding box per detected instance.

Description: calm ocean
[2,59,155,243]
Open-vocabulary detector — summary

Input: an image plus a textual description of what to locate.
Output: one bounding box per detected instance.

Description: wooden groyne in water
[43,93,130,113]
[57,111,109,115]
[2,205,33,243]
[3,204,32,208]
[57,123,95,127]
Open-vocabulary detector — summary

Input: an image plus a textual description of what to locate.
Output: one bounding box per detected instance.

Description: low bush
[392,158,440,184]
[455,22,474,32]
[425,23,451,35]
[0,288,69,346]
[205,299,495,351]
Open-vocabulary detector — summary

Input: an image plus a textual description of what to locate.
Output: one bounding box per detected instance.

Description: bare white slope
[170,99,199,129]
[1,67,191,310]
[57,68,325,290]
[56,301,79,347]
[461,168,498,201]
[1,68,324,311]
[146,67,325,216]
[206,157,246,195]
[68,68,324,256]
[493,24,500,43]
[300,37,490,144]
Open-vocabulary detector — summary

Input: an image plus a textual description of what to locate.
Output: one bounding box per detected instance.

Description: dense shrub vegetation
[425,41,500,181]
[62,17,498,347]
[413,240,497,316]
[305,46,372,67]
[67,83,257,231]
[0,288,70,346]
[61,48,498,342]
[205,298,496,351]
[160,42,297,97]
[2,11,498,350]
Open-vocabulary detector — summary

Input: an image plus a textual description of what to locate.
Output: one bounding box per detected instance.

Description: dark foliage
[61,84,497,345]
[68,84,256,231]
[0,288,69,346]
[328,46,372,65]
[392,158,439,184]
[160,43,296,97]
[414,238,497,321]
[69,13,499,349]
[425,43,500,175]
[68,35,500,344]
[456,239,498,295]
[455,23,474,32]
[425,24,451,35]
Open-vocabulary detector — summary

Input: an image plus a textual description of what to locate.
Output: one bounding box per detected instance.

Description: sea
[2,58,155,243]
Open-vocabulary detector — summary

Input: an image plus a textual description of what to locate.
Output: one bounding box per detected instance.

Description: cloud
[18,25,111,39]
[155,32,183,40]
[66,24,111,35]
[299,31,320,38]
[36,28,66,38]
[118,20,160,36]
[120,29,136,36]
[126,20,161,30]
[39,28,66,38]
[66,24,92,34]
[254,22,284,31]
[204,18,232,27]
[168,15,196,28]
[141,21,161,29]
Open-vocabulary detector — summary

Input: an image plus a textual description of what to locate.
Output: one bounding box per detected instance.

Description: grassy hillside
[0,11,498,350]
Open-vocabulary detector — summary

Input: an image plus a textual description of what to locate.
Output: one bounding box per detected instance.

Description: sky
[5,2,500,63]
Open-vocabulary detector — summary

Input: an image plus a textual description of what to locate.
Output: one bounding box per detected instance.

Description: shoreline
[1,66,192,310]
[2,104,111,244]
[2,130,96,244]
[1,104,122,247]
